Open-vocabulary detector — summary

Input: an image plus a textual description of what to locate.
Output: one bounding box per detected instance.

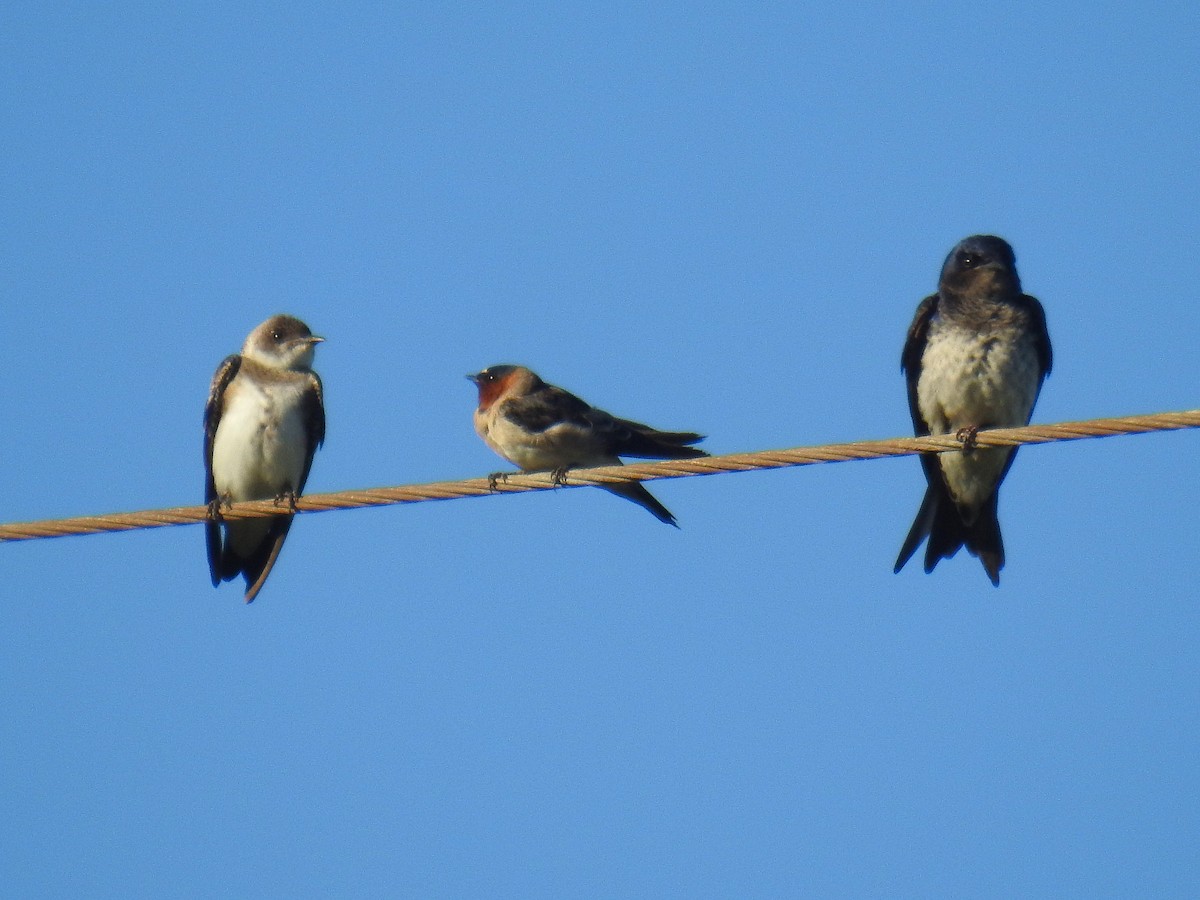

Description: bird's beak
[466,373,480,384]
[309,336,325,344]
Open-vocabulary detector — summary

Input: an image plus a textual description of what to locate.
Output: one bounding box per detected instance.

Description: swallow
[894,235,1052,585]
[467,365,708,526]
[204,314,325,602]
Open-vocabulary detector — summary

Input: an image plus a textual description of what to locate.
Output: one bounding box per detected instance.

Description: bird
[467,364,708,526]
[894,235,1052,585]
[204,314,326,602]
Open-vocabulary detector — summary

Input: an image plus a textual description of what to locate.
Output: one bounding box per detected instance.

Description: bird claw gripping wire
[272,489,299,512]
[955,425,980,453]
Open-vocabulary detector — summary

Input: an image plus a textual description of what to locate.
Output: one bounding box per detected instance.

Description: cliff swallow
[468,365,707,526]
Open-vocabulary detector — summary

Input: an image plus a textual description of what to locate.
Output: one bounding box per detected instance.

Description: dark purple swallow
[894,236,1052,585]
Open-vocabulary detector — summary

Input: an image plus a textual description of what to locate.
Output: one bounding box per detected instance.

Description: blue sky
[3,2,1198,896]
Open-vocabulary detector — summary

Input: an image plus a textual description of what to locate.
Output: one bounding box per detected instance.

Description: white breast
[212,376,311,502]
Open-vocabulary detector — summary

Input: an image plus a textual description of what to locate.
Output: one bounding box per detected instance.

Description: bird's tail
[894,484,940,575]
[961,494,1004,587]
[923,488,968,575]
[894,482,1004,586]
[237,515,295,602]
[208,515,294,602]
[603,481,680,527]
[207,519,242,586]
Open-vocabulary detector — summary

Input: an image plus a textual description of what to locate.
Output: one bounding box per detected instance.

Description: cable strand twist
[2,408,1197,544]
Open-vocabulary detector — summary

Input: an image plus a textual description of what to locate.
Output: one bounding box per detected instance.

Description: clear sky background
[3,2,1198,896]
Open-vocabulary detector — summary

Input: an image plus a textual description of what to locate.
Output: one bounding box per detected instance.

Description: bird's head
[939,234,1021,298]
[243,315,324,371]
[467,364,542,409]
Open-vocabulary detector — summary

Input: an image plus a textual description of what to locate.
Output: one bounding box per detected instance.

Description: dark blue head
[939,234,1021,297]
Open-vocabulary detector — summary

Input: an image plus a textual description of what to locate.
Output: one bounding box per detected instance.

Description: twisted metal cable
[2,409,1197,544]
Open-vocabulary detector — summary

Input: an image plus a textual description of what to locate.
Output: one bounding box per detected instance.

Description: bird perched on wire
[467,364,708,526]
[204,315,326,602]
[894,235,1052,585]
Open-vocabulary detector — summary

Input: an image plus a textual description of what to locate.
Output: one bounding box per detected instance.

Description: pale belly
[917,327,1040,516]
[212,383,309,502]
[478,412,610,472]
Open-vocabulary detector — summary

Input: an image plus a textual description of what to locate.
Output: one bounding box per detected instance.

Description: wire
[2,408,1197,544]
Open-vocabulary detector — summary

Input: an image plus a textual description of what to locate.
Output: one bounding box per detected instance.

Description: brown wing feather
[203,355,242,587]
[501,383,594,433]
[203,355,242,502]
[297,371,325,495]
[607,417,708,459]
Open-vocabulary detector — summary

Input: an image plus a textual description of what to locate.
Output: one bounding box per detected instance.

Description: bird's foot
[955,425,980,453]
[205,497,228,521]
[487,472,510,491]
[273,489,298,512]
[551,466,571,486]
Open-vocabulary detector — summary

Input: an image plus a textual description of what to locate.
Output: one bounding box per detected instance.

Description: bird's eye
[271,330,282,341]
[960,253,977,269]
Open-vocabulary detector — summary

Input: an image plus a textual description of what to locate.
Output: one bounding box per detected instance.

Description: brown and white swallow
[204,314,325,602]
[467,365,708,526]
[894,235,1052,585]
